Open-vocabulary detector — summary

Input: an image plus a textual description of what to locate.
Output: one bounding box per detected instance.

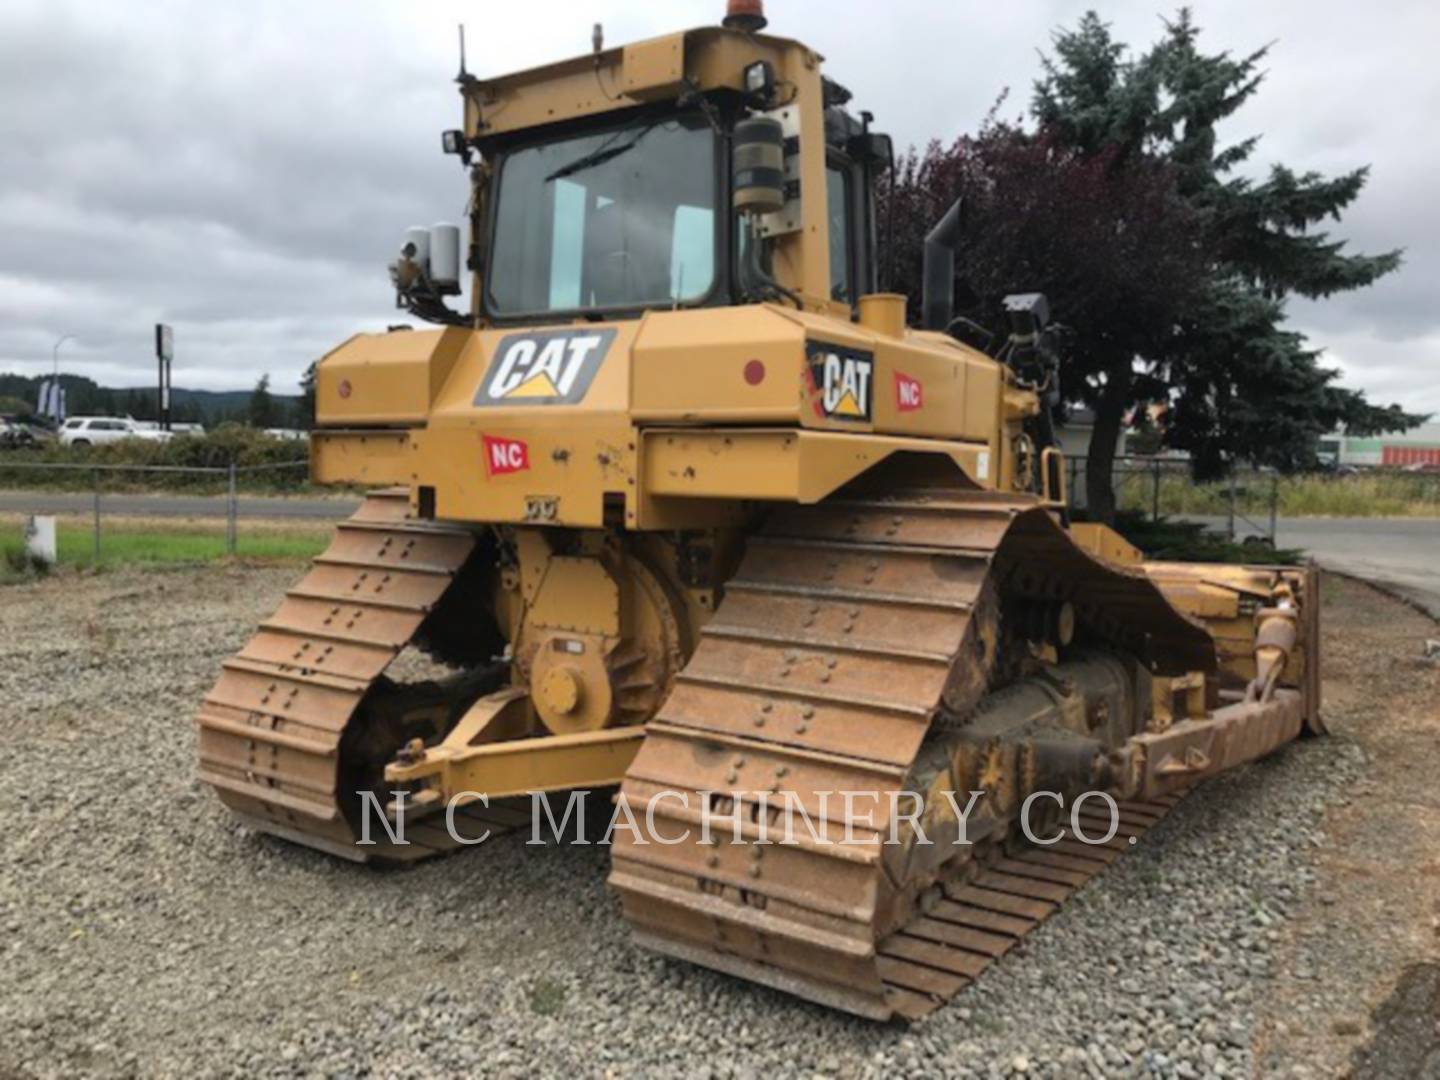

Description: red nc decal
[483,435,530,476]
[895,372,924,412]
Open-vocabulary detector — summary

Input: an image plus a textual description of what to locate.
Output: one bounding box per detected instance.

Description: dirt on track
[0,564,1436,1078]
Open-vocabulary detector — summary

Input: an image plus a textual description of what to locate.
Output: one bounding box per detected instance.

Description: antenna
[593,23,604,55]
[456,24,469,83]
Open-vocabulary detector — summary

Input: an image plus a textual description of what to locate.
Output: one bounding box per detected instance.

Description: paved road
[0,491,358,520]
[1192,515,1440,619]
[5,490,1435,619]
[1278,518,1440,620]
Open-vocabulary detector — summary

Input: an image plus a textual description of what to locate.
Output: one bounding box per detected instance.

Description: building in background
[1055,404,1179,461]
[1053,406,1097,459]
[1049,408,1438,469]
[1318,422,1440,468]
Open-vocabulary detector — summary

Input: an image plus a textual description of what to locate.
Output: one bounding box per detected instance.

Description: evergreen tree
[880,11,1421,523]
[122,388,151,421]
[171,398,201,426]
[1030,9,1418,517]
[247,374,276,429]
[299,362,317,430]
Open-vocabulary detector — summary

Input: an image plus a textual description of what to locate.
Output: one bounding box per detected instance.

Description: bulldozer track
[630,788,1189,1021]
[195,489,527,861]
[197,486,1231,1017]
[611,490,1214,1020]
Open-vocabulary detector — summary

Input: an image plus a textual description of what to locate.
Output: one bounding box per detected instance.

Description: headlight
[743,60,775,100]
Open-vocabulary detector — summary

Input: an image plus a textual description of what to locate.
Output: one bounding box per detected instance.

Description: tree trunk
[1084,368,1132,525]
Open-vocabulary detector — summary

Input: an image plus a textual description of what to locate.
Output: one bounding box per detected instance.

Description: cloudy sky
[2,0,1435,415]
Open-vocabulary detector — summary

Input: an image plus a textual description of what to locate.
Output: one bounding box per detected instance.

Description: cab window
[489,115,719,317]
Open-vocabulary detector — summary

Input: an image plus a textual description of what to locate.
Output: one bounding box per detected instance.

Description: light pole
[52,334,74,381]
[48,334,74,422]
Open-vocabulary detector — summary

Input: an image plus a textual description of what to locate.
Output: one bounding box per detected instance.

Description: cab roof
[465,26,819,139]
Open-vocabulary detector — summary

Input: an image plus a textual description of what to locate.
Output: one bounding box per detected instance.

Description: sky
[1,0,1436,416]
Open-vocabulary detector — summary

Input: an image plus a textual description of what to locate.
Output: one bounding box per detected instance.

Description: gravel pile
[0,564,1367,1078]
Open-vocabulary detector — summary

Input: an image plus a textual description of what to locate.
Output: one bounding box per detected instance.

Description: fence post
[1151,460,1161,522]
[1227,474,1237,541]
[92,469,101,565]
[226,461,238,555]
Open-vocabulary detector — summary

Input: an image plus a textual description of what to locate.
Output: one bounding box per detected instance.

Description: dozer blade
[610,489,1293,1021]
[195,489,529,861]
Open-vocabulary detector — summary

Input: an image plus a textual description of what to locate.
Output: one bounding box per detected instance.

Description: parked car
[130,420,204,436]
[58,416,174,447]
[0,417,38,449]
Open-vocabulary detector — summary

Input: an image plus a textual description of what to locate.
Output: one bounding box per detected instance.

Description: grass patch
[4,545,51,579]
[0,515,328,581]
[1114,468,1440,519]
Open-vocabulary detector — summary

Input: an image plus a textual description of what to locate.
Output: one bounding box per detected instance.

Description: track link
[195,489,524,860]
[611,491,1213,1019]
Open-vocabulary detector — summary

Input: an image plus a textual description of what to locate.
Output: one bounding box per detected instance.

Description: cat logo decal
[805,341,874,422]
[474,328,617,407]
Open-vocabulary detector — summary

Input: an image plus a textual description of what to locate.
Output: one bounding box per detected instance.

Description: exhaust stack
[922,198,964,331]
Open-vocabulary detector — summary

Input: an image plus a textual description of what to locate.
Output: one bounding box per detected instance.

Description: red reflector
[337,379,352,399]
[743,359,766,386]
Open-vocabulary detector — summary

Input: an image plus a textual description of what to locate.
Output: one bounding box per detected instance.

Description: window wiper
[543,121,660,183]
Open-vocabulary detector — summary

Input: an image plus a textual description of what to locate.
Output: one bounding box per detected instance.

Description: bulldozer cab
[315,8,1013,530]
[447,21,892,326]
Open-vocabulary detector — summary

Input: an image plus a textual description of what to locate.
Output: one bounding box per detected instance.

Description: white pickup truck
[58,417,174,447]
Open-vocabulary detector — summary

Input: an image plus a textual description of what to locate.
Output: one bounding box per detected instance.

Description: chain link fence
[1067,455,1440,544]
[1066,456,1282,545]
[8,452,1440,569]
[0,459,339,567]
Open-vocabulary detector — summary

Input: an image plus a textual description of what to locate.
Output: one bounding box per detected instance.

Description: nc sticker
[474,328,617,407]
[806,341,874,422]
[895,371,924,412]
[483,435,529,476]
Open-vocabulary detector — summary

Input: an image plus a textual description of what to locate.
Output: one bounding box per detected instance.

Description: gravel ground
[1252,575,1440,1077]
[0,564,1425,1078]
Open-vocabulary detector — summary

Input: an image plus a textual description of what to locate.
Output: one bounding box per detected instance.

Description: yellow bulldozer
[195,1,1322,1021]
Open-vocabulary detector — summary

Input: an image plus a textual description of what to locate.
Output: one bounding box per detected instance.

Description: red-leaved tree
[880,119,1209,516]
[880,13,1416,523]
